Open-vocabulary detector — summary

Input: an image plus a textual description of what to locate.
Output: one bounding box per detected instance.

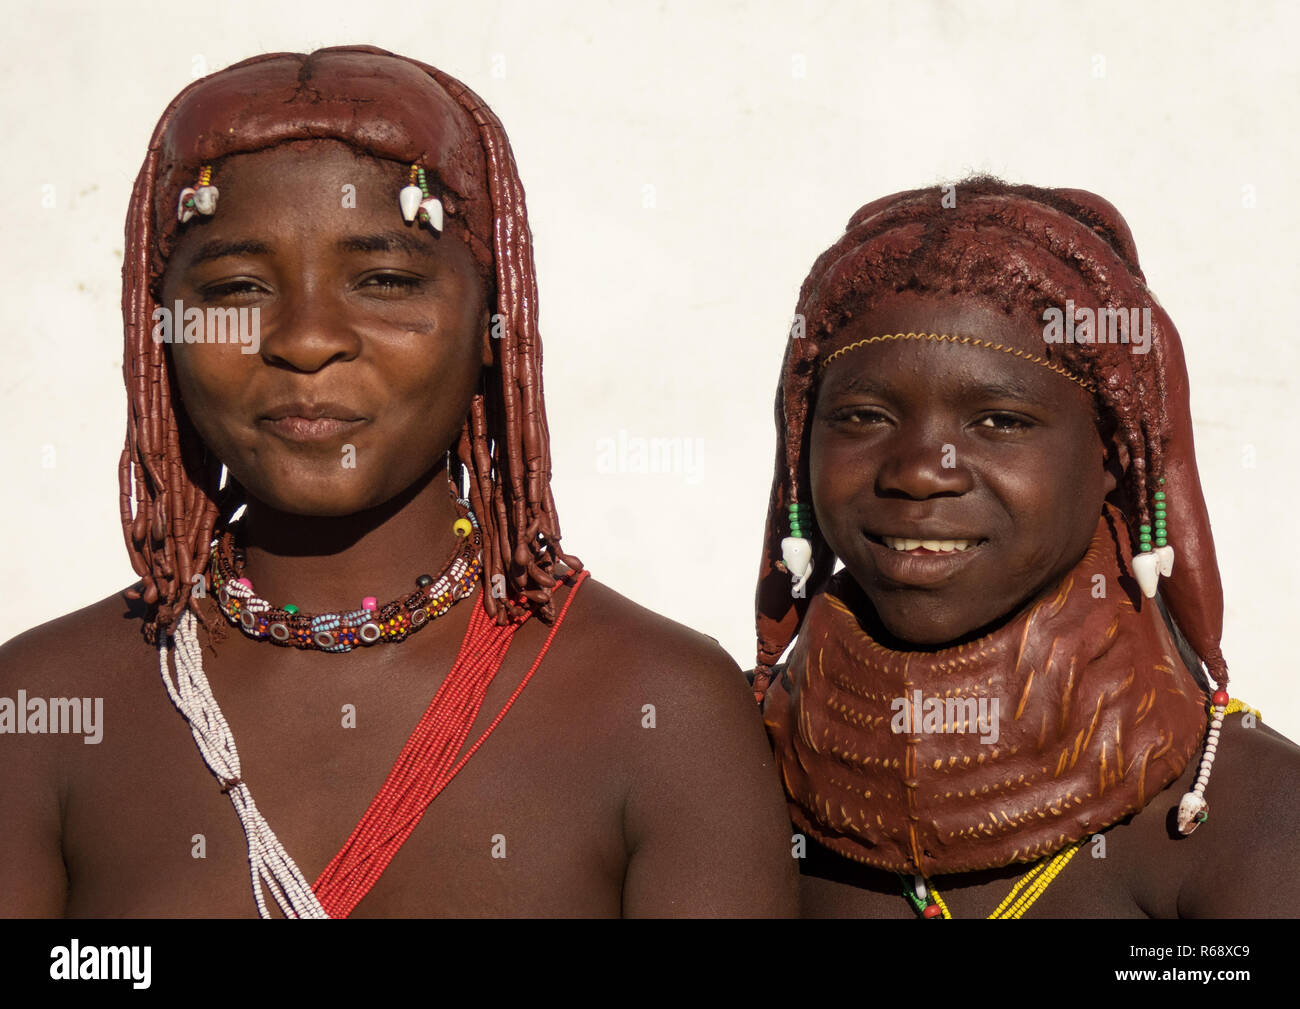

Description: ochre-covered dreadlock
[754,177,1227,697]
[120,46,579,645]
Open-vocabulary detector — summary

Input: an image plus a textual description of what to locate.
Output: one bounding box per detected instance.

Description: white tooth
[904,539,921,551]
[952,540,970,551]
[1155,544,1175,577]
[920,540,943,551]
[1132,551,1160,598]
[939,540,954,551]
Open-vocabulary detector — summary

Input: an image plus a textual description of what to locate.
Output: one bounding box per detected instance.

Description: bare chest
[60,627,628,917]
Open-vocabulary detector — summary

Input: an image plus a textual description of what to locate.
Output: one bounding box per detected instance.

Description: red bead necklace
[311,567,590,918]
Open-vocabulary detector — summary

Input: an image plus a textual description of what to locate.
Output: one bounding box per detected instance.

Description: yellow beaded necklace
[905,840,1085,919]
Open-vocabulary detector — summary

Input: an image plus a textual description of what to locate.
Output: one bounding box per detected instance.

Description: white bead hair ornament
[419,197,444,232]
[781,536,813,593]
[176,180,219,224]
[1132,550,1160,598]
[398,184,423,223]
[192,185,219,215]
[398,183,444,233]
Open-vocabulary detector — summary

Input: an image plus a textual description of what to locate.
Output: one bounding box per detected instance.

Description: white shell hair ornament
[780,502,813,594]
[1132,481,1174,599]
[399,163,443,233]
[177,166,218,223]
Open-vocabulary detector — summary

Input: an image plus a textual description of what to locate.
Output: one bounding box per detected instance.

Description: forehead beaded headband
[818,331,1096,395]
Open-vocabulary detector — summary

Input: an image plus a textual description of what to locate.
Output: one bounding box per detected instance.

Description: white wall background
[3,0,1297,736]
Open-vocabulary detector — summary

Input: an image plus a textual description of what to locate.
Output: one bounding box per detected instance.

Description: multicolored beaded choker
[209,502,483,652]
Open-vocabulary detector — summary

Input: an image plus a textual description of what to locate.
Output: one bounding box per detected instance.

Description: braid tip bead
[1176,790,1209,835]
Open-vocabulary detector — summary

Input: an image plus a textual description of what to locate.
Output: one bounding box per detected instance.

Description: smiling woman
[160,141,489,525]
[0,45,797,919]
[753,178,1300,918]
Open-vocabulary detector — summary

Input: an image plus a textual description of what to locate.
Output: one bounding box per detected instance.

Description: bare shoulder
[550,574,797,915]
[1177,712,1300,917]
[553,574,754,707]
[0,586,153,698]
[0,586,155,916]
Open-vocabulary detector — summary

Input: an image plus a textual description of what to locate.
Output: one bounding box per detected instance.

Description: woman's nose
[256,286,361,372]
[874,423,974,499]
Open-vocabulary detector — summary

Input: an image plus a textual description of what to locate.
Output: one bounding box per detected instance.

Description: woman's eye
[361,273,422,292]
[830,407,888,427]
[978,413,1032,431]
[199,280,263,301]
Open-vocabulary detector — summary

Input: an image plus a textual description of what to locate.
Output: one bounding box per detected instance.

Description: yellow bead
[453,518,472,538]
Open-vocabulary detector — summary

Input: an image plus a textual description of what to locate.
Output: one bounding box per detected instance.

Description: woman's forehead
[212,139,405,182]
[815,292,1097,411]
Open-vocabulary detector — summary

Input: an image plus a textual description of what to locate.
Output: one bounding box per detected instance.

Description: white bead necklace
[159,610,328,918]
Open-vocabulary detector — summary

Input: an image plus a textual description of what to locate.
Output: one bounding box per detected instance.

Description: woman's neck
[231,463,467,613]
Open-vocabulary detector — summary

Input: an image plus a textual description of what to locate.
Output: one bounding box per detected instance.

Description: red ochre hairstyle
[754,177,1227,696]
[120,45,579,643]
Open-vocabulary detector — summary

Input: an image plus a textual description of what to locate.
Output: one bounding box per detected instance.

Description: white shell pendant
[177,187,197,223]
[399,184,423,223]
[192,185,219,215]
[781,536,813,592]
[1176,790,1208,835]
[1155,544,1175,578]
[1132,550,1160,598]
[419,197,444,233]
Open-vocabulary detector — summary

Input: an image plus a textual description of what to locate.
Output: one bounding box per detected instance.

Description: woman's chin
[847,583,1022,651]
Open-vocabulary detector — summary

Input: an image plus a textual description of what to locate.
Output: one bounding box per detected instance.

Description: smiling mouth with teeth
[877,535,983,554]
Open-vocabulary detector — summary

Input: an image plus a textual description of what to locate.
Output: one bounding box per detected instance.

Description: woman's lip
[261,416,366,442]
[864,534,985,587]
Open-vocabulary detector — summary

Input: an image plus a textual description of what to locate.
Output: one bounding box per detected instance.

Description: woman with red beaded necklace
[0,46,797,918]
